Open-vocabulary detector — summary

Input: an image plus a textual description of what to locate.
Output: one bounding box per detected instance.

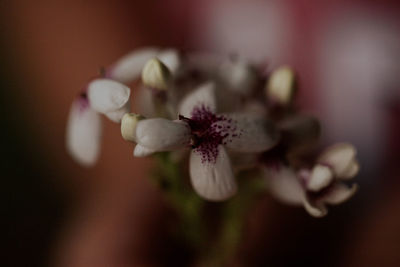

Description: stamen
[179,105,241,163]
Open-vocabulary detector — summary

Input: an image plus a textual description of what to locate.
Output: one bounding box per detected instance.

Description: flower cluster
[66,47,360,217]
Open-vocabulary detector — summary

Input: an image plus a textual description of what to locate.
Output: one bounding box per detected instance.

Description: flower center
[179,104,238,163]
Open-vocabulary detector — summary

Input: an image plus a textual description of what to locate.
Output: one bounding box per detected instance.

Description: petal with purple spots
[190,145,237,201]
[179,82,217,117]
[222,113,279,153]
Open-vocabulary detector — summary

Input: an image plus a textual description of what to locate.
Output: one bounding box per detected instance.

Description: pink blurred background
[1,0,399,266]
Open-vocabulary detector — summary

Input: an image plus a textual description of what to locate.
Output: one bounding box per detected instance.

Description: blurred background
[1,0,399,266]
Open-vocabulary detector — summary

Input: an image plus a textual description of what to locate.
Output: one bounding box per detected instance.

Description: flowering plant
[66,47,360,264]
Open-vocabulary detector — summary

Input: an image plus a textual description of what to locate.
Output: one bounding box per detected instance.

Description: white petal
[104,100,130,123]
[307,164,334,192]
[66,97,102,166]
[318,143,357,177]
[107,47,159,84]
[88,79,131,114]
[190,145,237,201]
[222,113,279,153]
[340,160,360,180]
[219,58,258,95]
[264,166,305,205]
[179,82,217,117]
[323,183,358,205]
[157,49,181,75]
[303,198,328,218]
[133,144,157,157]
[135,119,191,150]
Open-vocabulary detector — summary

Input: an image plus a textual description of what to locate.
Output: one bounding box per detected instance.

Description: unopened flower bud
[121,113,144,142]
[307,164,333,192]
[266,66,296,106]
[141,58,171,90]
[317,143,358,178]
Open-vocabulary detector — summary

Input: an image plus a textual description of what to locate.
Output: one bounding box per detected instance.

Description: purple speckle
[179,104,240,164]
[77,91,90,113]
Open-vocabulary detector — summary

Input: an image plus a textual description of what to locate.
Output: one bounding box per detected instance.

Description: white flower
[107,47,181,84]
[87,78,131,123]
[265,143,359,217]
[66,93,102,166]
[121,81,279,201]
[66,79,131,166]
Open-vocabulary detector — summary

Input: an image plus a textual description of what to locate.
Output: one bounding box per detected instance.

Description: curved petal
[179,82,217,117]
[88,79,131,113]
[66,97,102,166]
[190,145,237,201]
[104,100,130,123]
[307,164,334,192]
[133,144,157,157]
[318,143,356,177]
[157,49,181,75]
[107,47,159,84]
[222,113,279,153]
[303,197,328,218]
[323,183,358,205]
[135,119,191,151]
[264,166,305,205]
[340,160,360,180]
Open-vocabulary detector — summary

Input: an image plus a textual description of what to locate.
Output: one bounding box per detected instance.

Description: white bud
[318,143,357,178]
[307,164,334,192]
[266,66,296,105]
[141,58,171,90]
[87,79,131,114]
[120,113,144,142]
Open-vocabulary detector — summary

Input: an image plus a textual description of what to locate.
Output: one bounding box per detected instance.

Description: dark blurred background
[1,0,400,266]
